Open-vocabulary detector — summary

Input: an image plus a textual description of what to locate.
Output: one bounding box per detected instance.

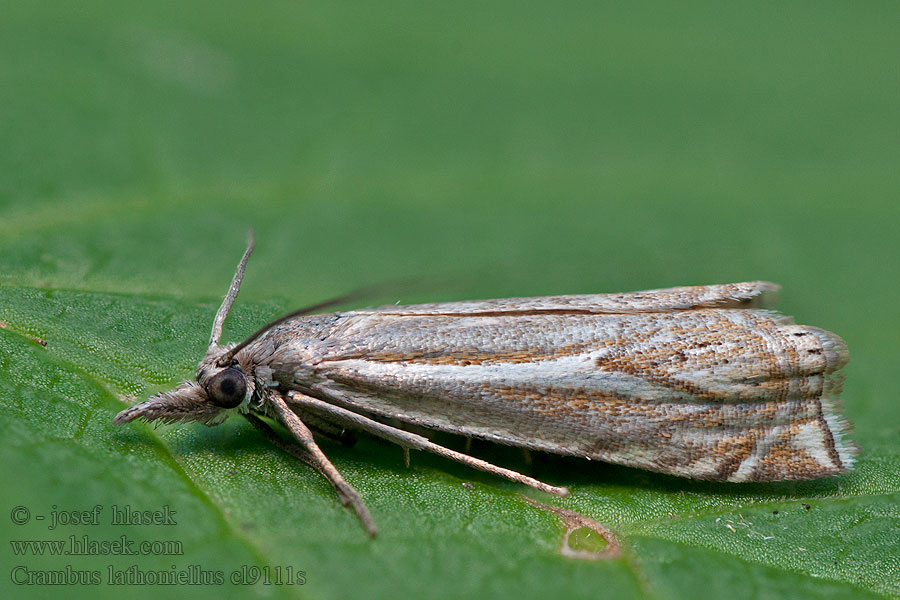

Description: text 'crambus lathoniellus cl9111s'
[114,236,855,536]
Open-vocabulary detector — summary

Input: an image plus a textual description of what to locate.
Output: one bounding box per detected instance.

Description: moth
[114,238,855,536]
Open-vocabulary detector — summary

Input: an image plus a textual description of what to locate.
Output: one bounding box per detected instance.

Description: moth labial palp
[114,235,855,537]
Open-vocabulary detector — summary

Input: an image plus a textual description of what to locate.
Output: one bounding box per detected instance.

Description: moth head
[112,233,353,429]
[113,352,254,426]
[114,235,258,428]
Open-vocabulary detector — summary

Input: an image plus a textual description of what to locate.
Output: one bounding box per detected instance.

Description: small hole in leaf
[566,526,609,555]
[523,497,621,560]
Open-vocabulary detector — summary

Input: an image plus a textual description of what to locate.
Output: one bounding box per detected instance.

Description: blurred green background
[1,1,898,599]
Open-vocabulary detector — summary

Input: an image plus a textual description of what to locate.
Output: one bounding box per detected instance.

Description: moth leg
[291,407,357,447]
[258,392,377,537]
[520,448,533,466]
[286,391,569,497]
[244,413,317,468]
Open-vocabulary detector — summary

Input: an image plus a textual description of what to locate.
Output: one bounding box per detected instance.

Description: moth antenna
[215,291,364,366]
[209,230,255,349]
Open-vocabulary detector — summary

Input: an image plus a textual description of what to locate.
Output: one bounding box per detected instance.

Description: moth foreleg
[262,391,377,537]
[285,391,570,498]
[244,413,317,468]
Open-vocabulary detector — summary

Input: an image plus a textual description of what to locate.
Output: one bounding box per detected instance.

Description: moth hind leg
[285,391,569,497]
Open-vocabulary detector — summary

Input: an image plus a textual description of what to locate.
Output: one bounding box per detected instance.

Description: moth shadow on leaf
[545,452,856,500]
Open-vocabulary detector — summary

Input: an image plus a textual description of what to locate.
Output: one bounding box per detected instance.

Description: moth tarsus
[115,238,855,536]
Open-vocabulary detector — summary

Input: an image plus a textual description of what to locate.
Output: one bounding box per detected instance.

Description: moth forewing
[114,239,855,536]
[278,306,853,483]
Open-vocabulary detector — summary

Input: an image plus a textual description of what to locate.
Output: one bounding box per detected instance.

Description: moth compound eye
[206,368,247,408]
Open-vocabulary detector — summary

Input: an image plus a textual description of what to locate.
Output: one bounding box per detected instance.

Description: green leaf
[2,2,899,599]
[2,281,898,600]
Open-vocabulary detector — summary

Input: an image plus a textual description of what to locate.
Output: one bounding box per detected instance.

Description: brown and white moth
[114,238,855,536]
